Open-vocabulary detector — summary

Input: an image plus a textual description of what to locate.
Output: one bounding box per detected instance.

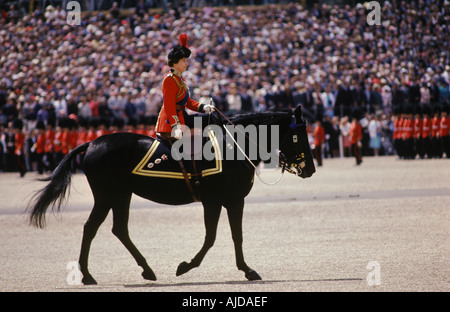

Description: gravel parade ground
[1,156,449,293]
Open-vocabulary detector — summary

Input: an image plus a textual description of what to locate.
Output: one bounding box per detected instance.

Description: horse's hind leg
[79,201,110,285]
[111,192,156,281]
[224,197,262,281]
[176,200,222,277]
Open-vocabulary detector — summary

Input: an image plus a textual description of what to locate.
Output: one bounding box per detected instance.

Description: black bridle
[213,108,308,177]
[279,115,308,177]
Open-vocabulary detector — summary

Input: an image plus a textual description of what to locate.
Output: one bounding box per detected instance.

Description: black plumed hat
[168,33,191,67]
[36,120,46,130]
[13,119,23,130]
[146,115,157,125]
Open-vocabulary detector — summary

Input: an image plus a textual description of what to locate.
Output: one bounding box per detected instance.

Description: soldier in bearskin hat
[111,117,125,133]
[402,105,414,159]
[54,117,65,165]
[413,106,424,159]
[392,106,403,158]
[440,105,450,158]
[13,119,26,177]
[44,118,56,172]
[34,120,46,174]
[96,117,111,137]
[431,106,442,158]
[312,118,325,167]
[349,110,363,165]
[87,117,99,142]
[421,105,432,158]
[156,34,215,141]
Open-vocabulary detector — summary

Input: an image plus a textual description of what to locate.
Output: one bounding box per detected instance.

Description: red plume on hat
[168,33,191,66]
[179,33,188,48]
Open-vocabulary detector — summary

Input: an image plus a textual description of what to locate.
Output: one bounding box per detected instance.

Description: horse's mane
[228,109,292,127]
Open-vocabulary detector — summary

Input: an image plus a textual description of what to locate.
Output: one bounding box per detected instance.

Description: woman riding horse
[156,34,214,141]
[27,106,315,285]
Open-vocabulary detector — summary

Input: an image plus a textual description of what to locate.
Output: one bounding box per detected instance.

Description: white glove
[172,124,183,140]
[203,104,215,114]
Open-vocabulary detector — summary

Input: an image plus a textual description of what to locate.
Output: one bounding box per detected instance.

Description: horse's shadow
[123,278,363,289]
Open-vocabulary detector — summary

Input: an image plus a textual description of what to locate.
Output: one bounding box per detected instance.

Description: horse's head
[226,107,315,179]
[279,106,315,179]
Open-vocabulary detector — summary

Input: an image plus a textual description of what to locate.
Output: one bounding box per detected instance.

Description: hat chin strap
[171,68,183,77]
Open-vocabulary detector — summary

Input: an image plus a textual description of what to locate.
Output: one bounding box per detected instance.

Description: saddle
[132,127,223,202]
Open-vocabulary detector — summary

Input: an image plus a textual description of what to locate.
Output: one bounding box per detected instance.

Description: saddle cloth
[132,128,222,179]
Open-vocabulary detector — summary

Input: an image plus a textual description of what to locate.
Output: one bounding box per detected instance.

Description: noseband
[279,116,308,177]
[279,152,307,177]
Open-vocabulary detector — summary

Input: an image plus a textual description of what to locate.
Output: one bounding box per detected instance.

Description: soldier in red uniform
[402,113,414,159]
[34,121,46,174]
[156,34,214,141]
[413,109,423,159]
[421,107,432,158]
[13,119,27,177]
[61,119,71,156]
[313,120,325,167]
[74,119,89,171]
[96,118,111,137]
[349,116,363,165]
[397,113,405,158]
[68,114,79,152]
[44,119,56,172]
[87,118,99,142]
[392,109,403,158]
[440,106,450,158]
[431,109,441,158]
[77,119,89,147]
[54,120,64,165]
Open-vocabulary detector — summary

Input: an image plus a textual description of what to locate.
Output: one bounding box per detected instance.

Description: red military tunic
[431,116,440,138]
[14,132,25,155]
[70,129,78,150]
[414,116,423,139]
[403,117,414,140]
[77,128,89,146]
[313,124,325,146]
[87,128,98,142]
[45,128,55,153]
[54,129,63,153]
[440,115,449,138]
[35,131,46,154]
[156,70,201,133]
[96,128,111,137]
[349,120,362,144]
[421,116,431,139]
[393,116,400,140]
[61,130,71,155]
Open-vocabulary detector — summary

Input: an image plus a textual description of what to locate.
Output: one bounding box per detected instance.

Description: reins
[213,106,285,186]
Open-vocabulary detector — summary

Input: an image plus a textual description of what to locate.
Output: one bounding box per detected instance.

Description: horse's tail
[27,142,90,228]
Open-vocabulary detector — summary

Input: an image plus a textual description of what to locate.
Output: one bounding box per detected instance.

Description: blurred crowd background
[0,0,449,175]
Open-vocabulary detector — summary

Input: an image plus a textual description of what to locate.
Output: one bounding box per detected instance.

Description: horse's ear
[294,105,303,122]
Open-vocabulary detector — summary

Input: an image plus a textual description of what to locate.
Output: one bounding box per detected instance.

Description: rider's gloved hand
[202,104,215,114]
[172,124,183,140]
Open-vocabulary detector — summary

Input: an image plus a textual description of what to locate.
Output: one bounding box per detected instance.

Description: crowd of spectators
[0,0,449,175]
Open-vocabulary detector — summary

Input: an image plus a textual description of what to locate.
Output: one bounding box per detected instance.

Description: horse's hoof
[142,269,157,281]
[82,275,97,285]
[176,261,191,276]
[245,270,262,281]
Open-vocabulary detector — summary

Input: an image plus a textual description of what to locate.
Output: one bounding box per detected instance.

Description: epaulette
[164,73,187,100]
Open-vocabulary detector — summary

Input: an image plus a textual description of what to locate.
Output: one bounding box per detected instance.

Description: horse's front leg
[224,197,262,281]
[176,200,222,277]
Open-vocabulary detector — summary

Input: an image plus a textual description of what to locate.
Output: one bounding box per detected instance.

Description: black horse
[27,106,315,285]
